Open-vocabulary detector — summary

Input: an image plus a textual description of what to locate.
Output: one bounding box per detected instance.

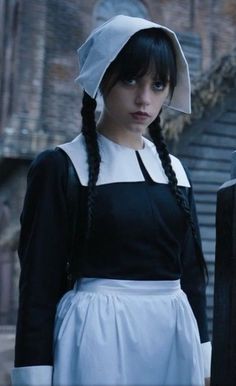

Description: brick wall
[147,0,236,70]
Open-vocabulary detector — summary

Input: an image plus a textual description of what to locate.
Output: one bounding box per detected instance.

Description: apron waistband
[74,277,181,295]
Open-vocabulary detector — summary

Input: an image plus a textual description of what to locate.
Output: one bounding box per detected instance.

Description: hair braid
[148,115,208,278]
[81,91,101,239]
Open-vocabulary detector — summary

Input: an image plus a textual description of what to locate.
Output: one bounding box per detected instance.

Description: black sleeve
[180,166,210,343]
[15,149,70,366]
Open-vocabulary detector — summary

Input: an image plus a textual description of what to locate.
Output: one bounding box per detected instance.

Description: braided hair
[81,91,101,239]
[149,115,208,278]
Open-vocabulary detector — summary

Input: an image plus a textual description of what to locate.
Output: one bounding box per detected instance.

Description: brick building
[0,0,236,327]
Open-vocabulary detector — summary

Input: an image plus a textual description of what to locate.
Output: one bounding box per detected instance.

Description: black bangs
[100,28,177,99]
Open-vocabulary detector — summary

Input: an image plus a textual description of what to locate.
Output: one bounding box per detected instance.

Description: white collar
[57,133,190,188]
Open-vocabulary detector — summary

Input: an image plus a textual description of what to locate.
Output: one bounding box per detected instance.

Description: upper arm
[15,149,70,366]
[180,163,209,343]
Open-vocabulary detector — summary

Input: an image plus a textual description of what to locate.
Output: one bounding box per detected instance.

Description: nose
[135,85,151,106]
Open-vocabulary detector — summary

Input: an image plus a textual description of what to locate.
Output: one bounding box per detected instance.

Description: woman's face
[100,71,170,135]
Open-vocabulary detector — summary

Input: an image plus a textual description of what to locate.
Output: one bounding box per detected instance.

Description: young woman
[11,15,211,386]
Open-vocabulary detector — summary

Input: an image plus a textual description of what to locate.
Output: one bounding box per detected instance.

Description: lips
[130,111,151,121]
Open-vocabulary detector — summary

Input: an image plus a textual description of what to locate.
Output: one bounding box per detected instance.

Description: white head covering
[75,15,191,114]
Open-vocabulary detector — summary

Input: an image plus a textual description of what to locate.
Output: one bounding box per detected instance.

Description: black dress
[11,132,211,385]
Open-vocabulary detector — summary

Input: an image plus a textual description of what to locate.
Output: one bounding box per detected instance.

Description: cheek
[153,92,169,111]
[163,87,170,104]
[152,109,161,123]
[105,100,122,116]
[103,91,125,113]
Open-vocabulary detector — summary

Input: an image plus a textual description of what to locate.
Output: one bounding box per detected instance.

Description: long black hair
[81,27,208,278]
[100,28,176,99]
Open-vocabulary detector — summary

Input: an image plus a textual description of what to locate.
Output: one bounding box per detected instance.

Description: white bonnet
[75,15,191,114]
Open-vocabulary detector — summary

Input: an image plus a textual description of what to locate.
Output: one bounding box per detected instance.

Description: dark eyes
[153,80,166,91]
[122,79,136,86]
[121,78,166,91]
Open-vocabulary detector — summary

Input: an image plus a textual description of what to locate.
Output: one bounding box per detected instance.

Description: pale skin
[97,71,169,149]
[97,70,211,386]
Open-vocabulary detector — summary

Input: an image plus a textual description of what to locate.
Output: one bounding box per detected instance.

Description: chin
[128,126,146,135]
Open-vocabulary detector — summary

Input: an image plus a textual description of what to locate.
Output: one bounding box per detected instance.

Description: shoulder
[30,148,68,169]
[28,148,69,182]
[170,156,193,185]
[170,155,192,188]
[169,153,187,172]
[144,137,191,188]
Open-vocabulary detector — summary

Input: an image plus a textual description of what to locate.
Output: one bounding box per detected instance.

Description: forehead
[123,62,170,80]
[115,49,171,80]
[141,63,167,78]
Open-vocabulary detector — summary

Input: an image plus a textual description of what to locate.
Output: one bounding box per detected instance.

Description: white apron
[52,278,204,386]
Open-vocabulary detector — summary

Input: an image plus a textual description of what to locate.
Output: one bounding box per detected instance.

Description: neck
[97,119,144,150]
